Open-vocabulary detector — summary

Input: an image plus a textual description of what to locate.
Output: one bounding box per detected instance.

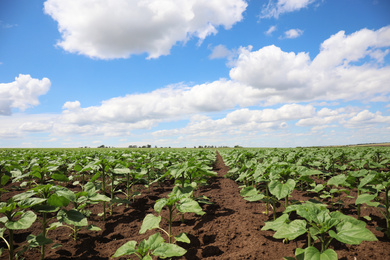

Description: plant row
[220,147,390,260]
[0,148,217,260]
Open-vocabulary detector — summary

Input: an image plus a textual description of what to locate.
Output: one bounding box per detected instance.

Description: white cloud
[209,44,233,59]
[153,104,316,137]
[260,0,317,19]
[265,25,277,36]
[229,26,390,105]
[345,110,390,128]
[0,75,51,115]
[59,80,260,127]
[282,28,303,39]
[44,0,247,59]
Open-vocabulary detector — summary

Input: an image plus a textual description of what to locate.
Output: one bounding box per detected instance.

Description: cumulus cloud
[260,0,317,19]
[0,74,51,115]
[345,110,390,128]
[229,26,390,105]
[58,80,260,127]
[282,28,303,39]
[44,0,247,59]
[153,104,316,137]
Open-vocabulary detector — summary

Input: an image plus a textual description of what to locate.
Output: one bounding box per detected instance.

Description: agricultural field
[0,147,389,259]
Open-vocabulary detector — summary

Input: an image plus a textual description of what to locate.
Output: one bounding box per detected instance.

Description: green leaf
[355,193,378,206]
[89,193,110,202]
[5,211,37,230]
[304,247,338,260]
[262,214,289,231]
[295,248,305,260]
[27,234,53,247]
[17,197,47,209]
[175,232,190,243]
[113,168,131,174]
[269,179,296,200]
[139,214,161,234]
[154,198,168,213]
[152,243,187,258]
[47,194,70,207]
[144,233,165,251]
[177,198,205,215]
[327,174,348,187]
[330,221,378,245]
[273,220,307,240]
[57,209,88,227]
[112,240,137,257]
[87,224,101,231]
[74,164,83,172]
[244,193,265,201]
[51,173,69,182]
[240,186,258,197]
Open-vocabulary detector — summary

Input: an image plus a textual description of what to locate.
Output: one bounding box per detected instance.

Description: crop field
[0,147,389,260]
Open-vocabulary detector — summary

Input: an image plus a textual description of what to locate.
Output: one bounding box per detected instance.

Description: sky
[0,0,390,148]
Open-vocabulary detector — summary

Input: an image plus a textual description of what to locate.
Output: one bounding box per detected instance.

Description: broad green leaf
[177,198,205,215]
[144,233,165,251]
[47,194,70,207]
[51,173,69,182]
[175,232,190,243]
[154,198,168,213]
[286,202,327,224]
[330,221,378,245]
[5,211,37,230]
[142,255,153,260]
[355,193,378,206]
[56,189,76,202]
[171,185,194,199]
[244,193,265,201]
[240,186,258,197]
[17,197,47,209]
[74,164,83,172]
[48,221,63,231]
[295,247,305,260]
[269,179,296,200]
[113,168,131,175]
[273,220,307,240]
[140,214,161,234]
[304,247,338,260]
[57,209,87,227]
[327,174,348,187]
[262,214,289,231]
[33,204,59,213]
[152,243,187,258]
[89,193,111,202]
[27,234,53,247]
[112,240,137,257]
[358,173,375,189]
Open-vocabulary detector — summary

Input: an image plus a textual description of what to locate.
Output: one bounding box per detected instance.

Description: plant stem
[41,212,47,260]
[168,207,173,244]
[385,187,389,231]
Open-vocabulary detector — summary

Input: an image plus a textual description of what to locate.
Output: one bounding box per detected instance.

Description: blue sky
[1,0,390,148]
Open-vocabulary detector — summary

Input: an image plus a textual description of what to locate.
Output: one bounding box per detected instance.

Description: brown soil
[1,152,390,260]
